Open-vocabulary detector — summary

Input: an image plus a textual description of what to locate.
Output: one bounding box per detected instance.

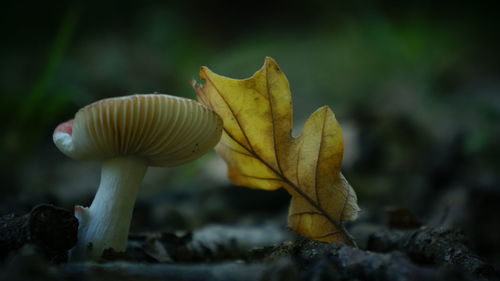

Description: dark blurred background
[1,0,499,264]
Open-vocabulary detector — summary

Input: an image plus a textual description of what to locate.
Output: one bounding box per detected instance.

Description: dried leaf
[193,57,359,245]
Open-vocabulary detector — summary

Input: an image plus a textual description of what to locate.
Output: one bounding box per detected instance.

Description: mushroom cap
[53,94,222,167]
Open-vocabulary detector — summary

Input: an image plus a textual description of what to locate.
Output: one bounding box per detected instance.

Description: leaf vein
[290,211,322,217]
[265,67,284,176]
[295,141,302,188]
[205,75,255,153]
[310,231,342,240]
[220,139,253,157]
[314,108,328,205]
[234,173,284,182]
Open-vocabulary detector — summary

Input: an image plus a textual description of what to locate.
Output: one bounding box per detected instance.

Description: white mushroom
[53,94,222,261]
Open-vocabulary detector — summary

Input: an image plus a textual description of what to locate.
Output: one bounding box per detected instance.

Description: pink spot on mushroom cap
[55,119,74,136]
[74,205,84,212]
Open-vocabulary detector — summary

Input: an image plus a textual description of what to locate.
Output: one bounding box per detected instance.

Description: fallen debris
[0,204,78,261]
[366,227,496,278]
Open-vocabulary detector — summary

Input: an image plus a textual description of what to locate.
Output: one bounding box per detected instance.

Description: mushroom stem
[70,156,148,261]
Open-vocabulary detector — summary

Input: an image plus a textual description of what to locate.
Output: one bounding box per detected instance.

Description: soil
[0,201,498,281]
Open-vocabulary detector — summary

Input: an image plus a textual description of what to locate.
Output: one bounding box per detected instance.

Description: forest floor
[0,189,498,281]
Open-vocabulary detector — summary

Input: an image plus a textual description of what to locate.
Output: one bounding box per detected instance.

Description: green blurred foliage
[0,2,499,202]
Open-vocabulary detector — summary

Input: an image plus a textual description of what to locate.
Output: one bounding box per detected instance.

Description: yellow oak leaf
[193,57,360,245]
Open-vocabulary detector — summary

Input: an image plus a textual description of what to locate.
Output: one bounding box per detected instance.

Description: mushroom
[53,94,222,261]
